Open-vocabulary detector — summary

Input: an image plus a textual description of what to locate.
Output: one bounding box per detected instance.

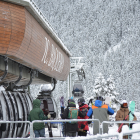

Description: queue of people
[28,97,137,139]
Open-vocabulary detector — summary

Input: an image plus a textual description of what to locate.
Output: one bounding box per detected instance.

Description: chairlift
[72,81,84,97]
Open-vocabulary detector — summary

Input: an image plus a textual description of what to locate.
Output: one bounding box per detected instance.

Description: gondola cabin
[72,81,84,97]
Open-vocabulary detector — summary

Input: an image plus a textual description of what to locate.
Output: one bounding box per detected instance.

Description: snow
[41,84,52,92]
[131,123,140,139]
[43,116,140,140]
[104,43,121,60]
[0,86,5,91]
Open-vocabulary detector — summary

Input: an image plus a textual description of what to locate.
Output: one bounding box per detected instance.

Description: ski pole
[117,111,131,132]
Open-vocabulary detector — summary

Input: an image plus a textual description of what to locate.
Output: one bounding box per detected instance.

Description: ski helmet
[121,100,128,107]
[78,98,85,104]
[96,96,104,101]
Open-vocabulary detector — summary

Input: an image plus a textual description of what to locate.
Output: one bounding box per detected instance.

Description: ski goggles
[123,103,128,107]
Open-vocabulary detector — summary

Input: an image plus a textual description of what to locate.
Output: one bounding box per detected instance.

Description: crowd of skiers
[28,97,137,139]
[60,96,114,137]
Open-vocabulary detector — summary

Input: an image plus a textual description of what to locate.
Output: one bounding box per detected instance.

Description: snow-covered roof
[2,0,71,57]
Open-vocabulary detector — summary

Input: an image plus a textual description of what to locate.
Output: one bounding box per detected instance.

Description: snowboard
[105,96,111,106]
[129,101,135,129]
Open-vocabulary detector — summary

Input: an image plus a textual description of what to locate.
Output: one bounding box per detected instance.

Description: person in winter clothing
[61,99,78,137]
[28,99,51,138]
[77,97,89,136]
[87,96,114,135]
[115,100,137,139]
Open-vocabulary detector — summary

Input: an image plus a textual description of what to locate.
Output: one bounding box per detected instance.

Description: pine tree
[105,75,120,110]
[93,73,106,97]
[92,74,120,111]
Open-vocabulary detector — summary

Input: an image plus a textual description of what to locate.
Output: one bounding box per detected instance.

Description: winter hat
[78,98,85,104]
[68,99,75,104]
[70,97,73,99]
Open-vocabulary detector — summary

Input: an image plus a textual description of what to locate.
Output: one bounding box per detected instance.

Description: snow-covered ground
[44,124,140,140]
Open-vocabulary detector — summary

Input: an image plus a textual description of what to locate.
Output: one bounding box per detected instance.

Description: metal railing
[31,119,100,139]
[0,121,31,140]
[0,119,100,140]
[1,120,140,139]
[102,120,140,139]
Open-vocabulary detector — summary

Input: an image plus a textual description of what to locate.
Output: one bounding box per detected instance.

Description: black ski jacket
[61,103,78,133]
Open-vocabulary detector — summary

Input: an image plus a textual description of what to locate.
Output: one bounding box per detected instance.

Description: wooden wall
[0,1,70,81]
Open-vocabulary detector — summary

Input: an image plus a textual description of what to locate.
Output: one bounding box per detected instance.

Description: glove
[47,113,51,119]
[81,124,85,129]
[60,113,62,117]
[52,112,56,118]
[130,123,135,128]
[123,119,127,121]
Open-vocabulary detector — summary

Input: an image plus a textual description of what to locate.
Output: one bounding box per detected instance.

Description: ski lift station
[0,0,73,138]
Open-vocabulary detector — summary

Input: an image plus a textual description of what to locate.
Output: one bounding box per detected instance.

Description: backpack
[68,107,78,124]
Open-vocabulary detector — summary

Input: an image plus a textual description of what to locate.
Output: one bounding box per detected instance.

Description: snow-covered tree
[105,75,120,110]
[93,73,106,97]
[92,73,120,111]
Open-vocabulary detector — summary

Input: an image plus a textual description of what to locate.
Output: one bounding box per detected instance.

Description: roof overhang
[2,0,71,57]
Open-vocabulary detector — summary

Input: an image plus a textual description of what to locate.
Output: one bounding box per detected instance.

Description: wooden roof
[0,1,71,82]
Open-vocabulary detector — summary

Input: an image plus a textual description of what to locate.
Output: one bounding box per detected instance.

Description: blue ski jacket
[87,100,114,117]
[87,100,114,135]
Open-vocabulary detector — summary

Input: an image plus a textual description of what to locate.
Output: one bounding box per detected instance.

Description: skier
[115,100,137,139]
[87,96,114,135]
[60,98,78,137]
[77,97,89,136]
[28,99,51,138]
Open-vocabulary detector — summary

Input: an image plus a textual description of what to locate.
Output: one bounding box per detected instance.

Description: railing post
[102,122,104,134]
[119,132,123,140]
[30,121,34,140]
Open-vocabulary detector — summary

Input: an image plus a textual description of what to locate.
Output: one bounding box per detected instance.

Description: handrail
[102,120,140,139]
[0,119,100,140]
[1,120,140,139]
[102,120,139,134]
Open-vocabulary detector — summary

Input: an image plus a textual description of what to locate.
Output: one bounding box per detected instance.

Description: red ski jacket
[78,104,89,131]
